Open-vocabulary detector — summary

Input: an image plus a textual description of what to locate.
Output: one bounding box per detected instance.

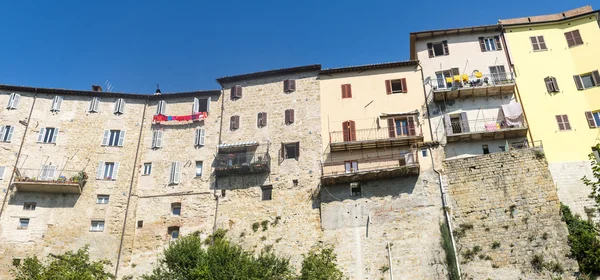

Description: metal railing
[448,117,527,135]
[214,152,270,173]
[14,168,88,185]
[508,140,543,150]
[321,150,419,177]
[431,72,515,91]
[329,126,423,144]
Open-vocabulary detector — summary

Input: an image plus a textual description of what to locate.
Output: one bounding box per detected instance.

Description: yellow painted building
[501,6,600,217]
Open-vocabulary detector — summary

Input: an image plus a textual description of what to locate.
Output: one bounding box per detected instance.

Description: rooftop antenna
[104,80,114,92]
[154,84,162,95]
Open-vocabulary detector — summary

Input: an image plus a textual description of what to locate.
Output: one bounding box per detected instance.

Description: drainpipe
[211,86,226,242]
[0,89,38,218]
[115,98,148,277]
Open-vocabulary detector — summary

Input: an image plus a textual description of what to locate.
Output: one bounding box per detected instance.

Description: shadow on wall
[213,173,271,190]
[320,175,418,203]
[8,192,79,208]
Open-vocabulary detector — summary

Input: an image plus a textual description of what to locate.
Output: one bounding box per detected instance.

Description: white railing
[431,72,515,91]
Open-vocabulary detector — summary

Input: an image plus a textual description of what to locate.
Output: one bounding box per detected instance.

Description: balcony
[329,127,424,152]
[431,72,515,101]
[14,168,87,194]
[214,152,270,177]
[321,150,420,185]
[446,117,528,143]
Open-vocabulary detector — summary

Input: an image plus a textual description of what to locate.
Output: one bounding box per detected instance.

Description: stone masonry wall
[445,149,578,280]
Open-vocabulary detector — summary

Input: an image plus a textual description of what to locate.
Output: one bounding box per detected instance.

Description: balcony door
[387,116,416,138]
[344,161,358,173]
[489,66,507,84]
[342,120,356,142]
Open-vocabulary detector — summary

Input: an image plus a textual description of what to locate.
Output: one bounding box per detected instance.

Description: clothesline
[153,112,207,123]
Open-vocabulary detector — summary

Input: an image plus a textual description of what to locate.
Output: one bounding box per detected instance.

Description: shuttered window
[574,71,600,90]
[151,130,163,148]
[341,84,352,98]
[479,36,502,52]
[283,79,296,93]
[156,101,167,115]
[230,116,240,130]
[96,162,119,180]
[544,77,560,93]
[50,96,63,112]
[530,36,547,51]
[101,130,125,147]
[342,120,356,142]
[169,162,182,184]
[114,98,125,114]
[427,41,449,57]
[257,112,267,127]
[565,30,584,47]
[7,93,20,109]
[231,85,242,100]
[555,115,571,131]
[39,165,56,180]
[281,142,300,160]
[193,98,211,113]
[386,79,408,94]
[285,109,295,125]
[585,111,600,129]
[194,128,206,146]
[37,127,59,144]
[0,125,14,142]
[89,97,100,112]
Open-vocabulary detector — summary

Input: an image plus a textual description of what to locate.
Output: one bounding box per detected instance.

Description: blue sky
[0,0,593,93]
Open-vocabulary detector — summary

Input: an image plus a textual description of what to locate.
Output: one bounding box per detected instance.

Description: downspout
[500,30,535,146]
[419,63,461,278]
[211,86,226,241]
[115,98,148,277]
[0,89,37,218]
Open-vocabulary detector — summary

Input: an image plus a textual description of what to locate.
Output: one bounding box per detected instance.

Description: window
[102,130,125,147]
[434,68,459,89]
[90,220,105,232]
[565,30,583,47]
[544,77,560,93]
[341,84,352,98]
[137,221,143,228]
[195,161,203,177]
[97,195,109,204]
[257,112,268,127]
[484,38,497,51]
[350,182,361,197]
[151,130,163,148]
[6,93,20,109]
[489,66,508,83]
[23,202,36,211]
[156,100,167,115]
[50,96,63,112]
[114,98,125,114]
[194,128,206,146]
[143,163,152,175]
[88,97,100,112]
[96,162,119,180]
[344,161,358,173]
[231,85,242,100]
[230,115,240,130]
[37,127,59,144]
[168,226,180,240]
[0,166,4,180]
[482,145,490,155]
[285,109,295,125]
[427,41,449,57]
[342,120,356,142]
[386,116,416,137]
[193,97,211,113]
[585,111,600,128]
[385,79,407,94]
[39,165,56,180]
[556,115,571,131]
[574,71,600,90]
[261,185,273,201]
[283,79,296,93]
[0,125,14,142]
[530,36,547,51]
[593,147,600,162]
[281,142,299,160]
[422,149,428,157]
[171,203,181,216]
[18,218,29,229]
[169,162,182,184]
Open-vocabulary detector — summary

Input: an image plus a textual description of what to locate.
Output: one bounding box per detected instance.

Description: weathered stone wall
[445,149,578,280]
[549,161,597,221]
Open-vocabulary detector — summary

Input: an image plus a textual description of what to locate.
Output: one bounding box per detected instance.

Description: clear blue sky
[0,0,593,93]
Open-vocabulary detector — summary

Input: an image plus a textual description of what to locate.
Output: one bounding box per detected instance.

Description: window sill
[97,179,116,181]
[533,49,548,52]
[568,44,584,49]
[89,230,104,232]
[17,227,28,230]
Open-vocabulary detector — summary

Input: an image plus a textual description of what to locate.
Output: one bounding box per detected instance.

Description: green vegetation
[11,246,114,280]
[439,222,460,280]
[252,222,260,232]
[561,203,600,274]
[491,241,500,249]
[261,220,269,231]
[299,245,343,280]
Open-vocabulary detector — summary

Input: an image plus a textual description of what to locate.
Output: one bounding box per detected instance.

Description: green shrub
[300,245,343,280]
[561,204,600,274]
[440,222,460,280]
[491,241,500,249]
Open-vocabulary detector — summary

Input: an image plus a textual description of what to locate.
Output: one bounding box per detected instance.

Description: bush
[299,245,343,280]
[561,204,600,274]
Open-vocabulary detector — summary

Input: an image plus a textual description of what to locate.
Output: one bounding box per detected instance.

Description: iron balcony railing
[14,168,88,193]
[431,72,515,91]
[214,152,270,176]
[321,150,419,178]
[329,126,423,144]
[448,117,527,135]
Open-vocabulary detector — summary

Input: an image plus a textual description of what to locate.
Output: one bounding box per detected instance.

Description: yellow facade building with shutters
[501,6,600,217]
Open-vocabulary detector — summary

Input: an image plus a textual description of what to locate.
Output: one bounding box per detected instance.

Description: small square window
[482,145,490,155]
[195,161,203,177]
[350,182,361,197]
[171,203,181,216]
[90,221,105,232]
[23,202,36,211]
[261,185,273,201]
[168,226,180,240]
[581,74,595,89]
[18,218,29,229]
[97,195,109,204]
[283,143,299,160]
[143,163,152,175]
[137,220,143,228]
[484,37,497,51]
[421,149,428,157]
[390,79,405,93]
[432,42,445,56]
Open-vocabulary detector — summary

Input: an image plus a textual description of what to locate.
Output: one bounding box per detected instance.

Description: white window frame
[152,130,163,148]
[7,93,21,109]
[592,112,600,127]
[193,97,211,114]
[18,218,29,229]
[156,100,167,115]
[432,42,445,56]
[50,96,63,112]
[195,161,203,177]
[102,130,125,147]
[344,161,358,173]
[114,98,125,114]
[90,220,105,232]
[484,37,497,51]
[39,165,57,181]
[0,125,14,142]
[194,128,206,147]
[96,161,119,180]
[89,97,100,113]
[96,195,109,204]
[143,163,152,175]
[169,162,182,184]
[37,127,59,144]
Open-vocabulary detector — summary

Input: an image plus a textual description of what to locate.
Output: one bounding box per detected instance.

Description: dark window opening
[482,145,490,155]
[137,220,143,228]
[432,43,445,56]
[168,226,180,240]
[23,202,36,211]
[350,183,361,197]
[261,185,273,201]
[171,203,181,216]
[284,143,299,159]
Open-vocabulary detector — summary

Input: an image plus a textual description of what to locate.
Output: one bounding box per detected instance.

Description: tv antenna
[104,80,114,92]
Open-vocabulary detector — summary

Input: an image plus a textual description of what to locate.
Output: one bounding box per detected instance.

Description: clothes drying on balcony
[501,101,524,127]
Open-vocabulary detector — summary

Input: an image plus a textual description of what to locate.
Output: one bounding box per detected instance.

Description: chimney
[92,85,103,92]
[154,84,161,95]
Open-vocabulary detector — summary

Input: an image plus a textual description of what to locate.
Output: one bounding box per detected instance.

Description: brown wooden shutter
[349,120,356,141]
[544,77,554,92]
[585,111,596,128]
[342,121,349,141]
[538,36,547,50]
[551,77,560,92]
[574,75,584,90]
[230,116,239,130]
[387,118,395,137]
[573,30,583,45]
[478,37,486,52]
[556,115,565,130]
[442,40,449,55]
[385,80,392,95]
[347,84,352,98]
[407,116,416,136]
[427,43,434,58]
[341,84,346,98]
[565,32,575,47]
[295,142,300,160]
[592,70,600,86]
[262,112,267,126]
[563,115,571,130]
[285,110,290,124]
[281,143,285,159]
[289,109,294,124]
[290,80,296,92]
[530,37,540,51]
[284,79,296,93]
[257,113,262,127]
[401,78,408,93]
[494,36,502,50]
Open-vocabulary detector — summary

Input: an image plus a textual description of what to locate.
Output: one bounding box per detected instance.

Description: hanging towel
[501,101,523,118]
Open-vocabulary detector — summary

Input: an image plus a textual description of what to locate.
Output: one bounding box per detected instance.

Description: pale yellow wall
[318,66,431,152]
[504,15,600,162]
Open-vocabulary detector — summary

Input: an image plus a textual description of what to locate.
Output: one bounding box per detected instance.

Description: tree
[299,245,343,280]
[11,245,114,280]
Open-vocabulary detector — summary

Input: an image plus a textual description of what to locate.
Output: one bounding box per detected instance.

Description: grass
[440,222,460,280]
[491,241,500,249]
[252,222,259,232]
